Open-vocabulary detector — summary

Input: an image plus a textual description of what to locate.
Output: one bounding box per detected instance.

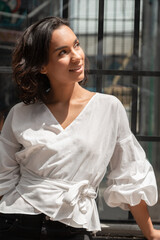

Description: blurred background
[0,0,160,235]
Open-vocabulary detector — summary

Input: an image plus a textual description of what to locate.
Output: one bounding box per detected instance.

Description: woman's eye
[75,42,80,48]
[59,50,67,56]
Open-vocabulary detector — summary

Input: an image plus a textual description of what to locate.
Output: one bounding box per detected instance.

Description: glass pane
[0,0,61,119]
[0,72,17,123]
[90,74,160,136]
[103,0,160,72]
[141,0,160,71]
[0,0,59,45]
[69,0,98,68]
[139,76,160,136]
[103,0,135,71]
[85,74,97,92]
[102,75,133,124]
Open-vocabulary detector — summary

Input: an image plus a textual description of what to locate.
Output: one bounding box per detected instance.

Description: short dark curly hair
[12,17,88,104]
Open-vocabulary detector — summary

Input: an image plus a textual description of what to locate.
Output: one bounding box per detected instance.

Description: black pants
[0,213,93,240]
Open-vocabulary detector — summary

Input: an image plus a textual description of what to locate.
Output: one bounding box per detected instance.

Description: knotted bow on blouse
[63,180,97,214]
[16,165,98,223]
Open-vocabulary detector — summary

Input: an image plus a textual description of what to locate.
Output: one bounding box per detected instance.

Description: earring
[40,67,47,74]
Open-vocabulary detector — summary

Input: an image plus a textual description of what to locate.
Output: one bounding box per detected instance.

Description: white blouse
[0,93,158,232]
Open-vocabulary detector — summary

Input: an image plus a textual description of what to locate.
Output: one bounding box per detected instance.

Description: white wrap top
[0,93,158,232]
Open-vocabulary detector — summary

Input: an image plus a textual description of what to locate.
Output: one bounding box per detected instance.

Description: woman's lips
[69,65,83,72]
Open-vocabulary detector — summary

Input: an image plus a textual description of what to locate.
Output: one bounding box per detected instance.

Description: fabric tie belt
[17,165,97,215]
[63,180,97,214]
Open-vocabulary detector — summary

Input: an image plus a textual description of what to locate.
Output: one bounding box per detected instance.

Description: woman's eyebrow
[53,38,79,52]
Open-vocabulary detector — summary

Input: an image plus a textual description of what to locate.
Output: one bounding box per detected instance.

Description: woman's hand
[150,229,160,240]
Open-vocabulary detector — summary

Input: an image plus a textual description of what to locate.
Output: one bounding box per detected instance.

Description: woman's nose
[71,50,81,62]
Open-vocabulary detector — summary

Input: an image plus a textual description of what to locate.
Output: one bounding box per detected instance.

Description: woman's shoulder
[95,92,121,106]
[11,101,26,110]
[12,101,42,111]
[8,101,44,120]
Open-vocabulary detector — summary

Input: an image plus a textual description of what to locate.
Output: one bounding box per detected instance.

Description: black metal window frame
[62,0,160,223]
[0,0,159,224]
[62,0,160,143]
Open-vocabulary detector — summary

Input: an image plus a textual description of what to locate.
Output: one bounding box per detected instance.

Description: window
[0,0,160,224]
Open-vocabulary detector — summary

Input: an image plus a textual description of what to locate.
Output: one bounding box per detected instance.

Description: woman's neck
[46,83,86,104]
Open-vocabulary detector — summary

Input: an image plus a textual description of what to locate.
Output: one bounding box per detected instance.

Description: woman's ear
[40,66,47,74]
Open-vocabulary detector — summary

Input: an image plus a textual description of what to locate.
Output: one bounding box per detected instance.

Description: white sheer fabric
[0,93,158,232]
[104,134,157,210]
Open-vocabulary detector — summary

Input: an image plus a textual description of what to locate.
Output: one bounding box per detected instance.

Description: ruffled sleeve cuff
[103,134,158,210]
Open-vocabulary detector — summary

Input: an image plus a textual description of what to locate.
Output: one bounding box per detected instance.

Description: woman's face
[41,25,85,87]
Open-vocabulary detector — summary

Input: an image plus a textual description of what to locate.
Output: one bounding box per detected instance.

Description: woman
[0,16,160,240]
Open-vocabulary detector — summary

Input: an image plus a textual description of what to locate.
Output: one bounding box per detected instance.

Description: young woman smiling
[0,17,160,240]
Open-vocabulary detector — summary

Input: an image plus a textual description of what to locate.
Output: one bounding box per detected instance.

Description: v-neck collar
[42,93,97,131]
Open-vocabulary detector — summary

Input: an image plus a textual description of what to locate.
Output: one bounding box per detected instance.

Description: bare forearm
[128,200,160,240]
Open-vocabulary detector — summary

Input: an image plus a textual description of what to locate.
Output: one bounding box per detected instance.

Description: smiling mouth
[69,65,83,72]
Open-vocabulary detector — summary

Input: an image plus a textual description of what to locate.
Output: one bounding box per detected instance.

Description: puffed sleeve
[103,99,158,210]
[0,107,21,196]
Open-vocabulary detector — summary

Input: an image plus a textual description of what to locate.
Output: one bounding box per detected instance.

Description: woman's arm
[0,107,21,198]
[129,200,160,240]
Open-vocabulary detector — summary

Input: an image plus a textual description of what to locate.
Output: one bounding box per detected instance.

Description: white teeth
[70,66,82,71]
